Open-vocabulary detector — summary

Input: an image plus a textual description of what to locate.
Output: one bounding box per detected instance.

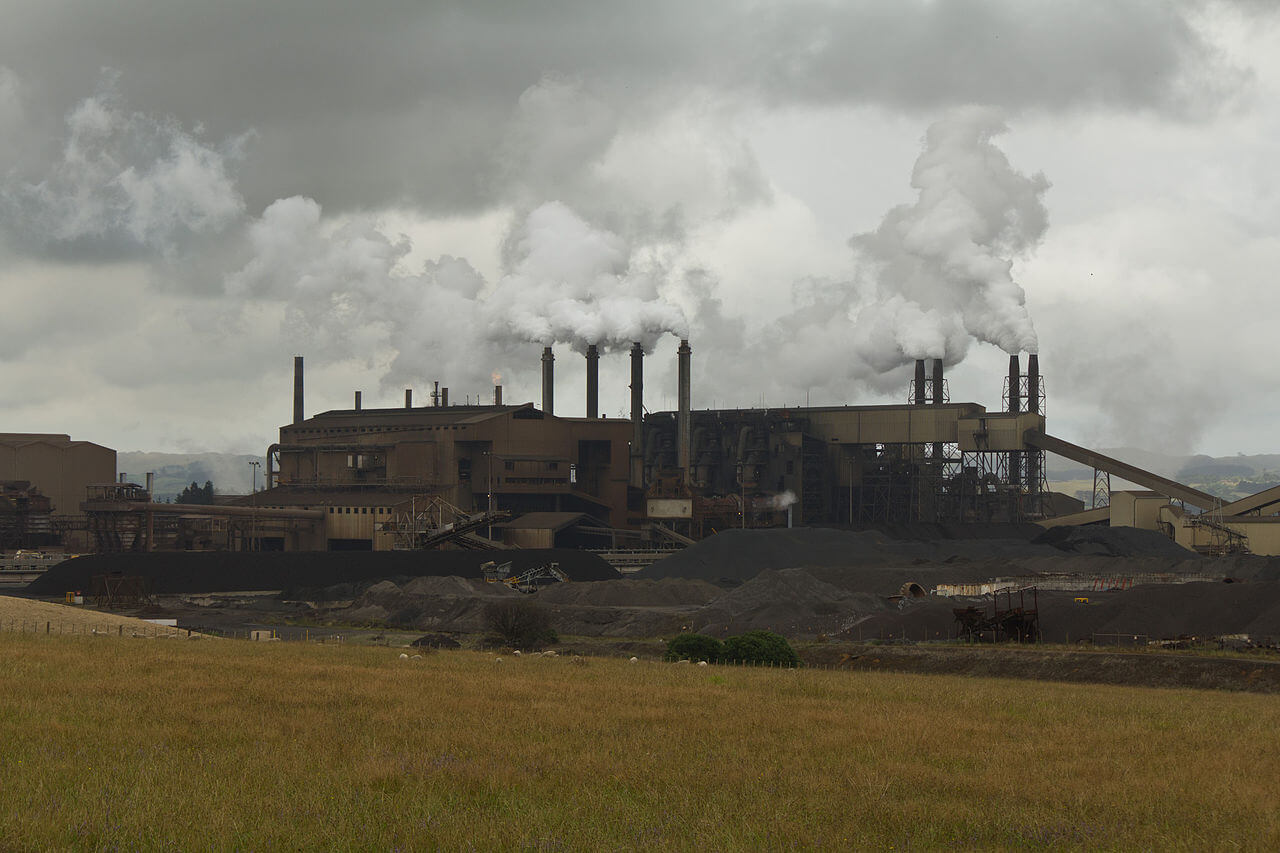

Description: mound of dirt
[689,568,893,637]
[25,549,620,596]
[1033,525,1198,559]
[536,577,722,608]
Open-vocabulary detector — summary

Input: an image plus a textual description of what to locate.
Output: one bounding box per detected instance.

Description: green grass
[2,633,1279,850]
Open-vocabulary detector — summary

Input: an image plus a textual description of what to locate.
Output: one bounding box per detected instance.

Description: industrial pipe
[541,345,555,414]
[585,344,599,419]
[441,387,449,407]
[354,390,362,411]
[630,342,644,489]
[931,359,944,405]
[1008,354,1021,414]
[1027,354,1040,415]
[913,359,926,406]
[293,356,305,424]
[494,384,503,406]
[404,389,412,409]
[678,339,692,483]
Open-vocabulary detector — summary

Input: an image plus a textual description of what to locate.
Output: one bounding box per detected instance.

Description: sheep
[676,659,690,665]
[629,656,639,663]
[399,653,409,660]
[495,657,504,663]
[411,654,422,660]
[697,660,708,667]
[512,650,521,656]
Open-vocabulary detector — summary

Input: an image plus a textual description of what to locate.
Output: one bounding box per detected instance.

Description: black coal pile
[1033,525,1198,559]
[342,576,524,632]
[25,549,619,595]
[689,568,891,637]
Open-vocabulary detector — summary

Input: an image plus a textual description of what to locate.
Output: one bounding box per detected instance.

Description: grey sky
[0,0,1276,457]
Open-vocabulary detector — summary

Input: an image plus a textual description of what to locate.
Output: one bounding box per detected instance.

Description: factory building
[0,433,115,550]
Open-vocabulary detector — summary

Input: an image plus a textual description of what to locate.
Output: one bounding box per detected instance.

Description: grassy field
[2,634,1279,850]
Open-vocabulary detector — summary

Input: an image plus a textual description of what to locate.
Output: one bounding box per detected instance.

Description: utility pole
[248,460,261,552]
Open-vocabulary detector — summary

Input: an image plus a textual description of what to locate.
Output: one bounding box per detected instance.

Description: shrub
[720,631,798,667]
[483,600,558,649]
[664,633,723,663]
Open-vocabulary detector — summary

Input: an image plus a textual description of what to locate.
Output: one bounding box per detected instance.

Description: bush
[664,632,723,662]
[720,631,798,667]
[483,600,558,649]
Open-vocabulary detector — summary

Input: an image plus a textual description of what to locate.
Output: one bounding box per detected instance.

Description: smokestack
[931,359,944,405]
[541,346,555,414]
[404,389,412,409]
[585,344,599,419]
[1008,354,1021,414]
[913,359,926,406]
[441,387,449,407]
[145,472,154,496]
[354,390,362,411]
[677,339,692,482]
[292,356,304,424]
[494,385,503,406]
[1027,354,1040,415]
[630,342,644,489]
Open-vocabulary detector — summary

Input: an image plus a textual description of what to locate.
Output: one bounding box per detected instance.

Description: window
[547,461,558,471]
[504,460,515,471]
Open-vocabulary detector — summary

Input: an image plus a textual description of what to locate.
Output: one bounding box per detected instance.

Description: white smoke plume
[849,105,1049,361]
[485,201,690,353]
[0,72,247,258]
[768,490,798,510]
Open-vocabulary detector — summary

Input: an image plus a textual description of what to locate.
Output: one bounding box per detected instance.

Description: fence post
[46,621,50,634]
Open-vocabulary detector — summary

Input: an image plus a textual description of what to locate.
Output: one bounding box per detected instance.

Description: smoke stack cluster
[585,344,599,419]
[678,339,692,482]
[630,342,644,489]
[293,356,304,424]
[541,346,555,414]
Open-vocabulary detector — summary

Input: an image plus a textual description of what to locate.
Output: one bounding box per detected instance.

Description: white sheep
[629,656,639,663]
[495,657,504,663]
[676,659,690,665]
[513,650,521,656]
[697,660,708,667]
[399,653,409,660]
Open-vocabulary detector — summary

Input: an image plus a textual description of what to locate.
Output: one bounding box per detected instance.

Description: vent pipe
[913,359,926,406]
[677,339,692,482]
[1008,354,1021,413]
[1027,354,1040,415]
[404,389,412,409]
[585,344,599,419]
[630,342,644,489]
[292,356,304,424]
[494,385,503,406]
[354,390,362,411]
[541,346,555,415]
[930,359,944,405]
[441,387,449,407]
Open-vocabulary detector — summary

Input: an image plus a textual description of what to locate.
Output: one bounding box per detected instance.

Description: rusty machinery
[953,586,1040,642]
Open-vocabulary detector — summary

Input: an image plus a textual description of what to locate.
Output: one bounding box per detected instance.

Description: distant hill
[1046,449,1280,505]
[118,452,261,502]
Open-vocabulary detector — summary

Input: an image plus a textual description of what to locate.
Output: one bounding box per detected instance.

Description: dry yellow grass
[2,632,1278,850]
[0,594,198,639]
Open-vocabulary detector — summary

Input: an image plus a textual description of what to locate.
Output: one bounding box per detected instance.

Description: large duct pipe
[1027,354,1040,415]
[541,346,555,414]
[354,390,362,411]
[931,359,944,405]
[1008,354,1021,414]
[494,385,503,406]
[585,344,599,419]
[913,359,927,406]
[404,389,412,409]
[292,356,304,424]
[630,342,644,489]
[677,339,692,482]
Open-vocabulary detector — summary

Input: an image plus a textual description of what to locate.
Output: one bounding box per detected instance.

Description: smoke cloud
[0,74,247,259]
[850,106,1048,361]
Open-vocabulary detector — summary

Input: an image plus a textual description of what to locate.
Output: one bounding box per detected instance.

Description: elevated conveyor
[1023,430,1218,510]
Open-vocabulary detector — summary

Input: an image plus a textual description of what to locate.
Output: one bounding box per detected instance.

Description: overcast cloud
[0,0,1277,458]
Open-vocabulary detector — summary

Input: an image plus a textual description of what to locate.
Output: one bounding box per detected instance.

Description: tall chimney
[145,472,154,496]
[541,346,555,414]
[913,359,926,406]
[678,339,692,482]
[585,344,599,419]
[931,359,944,405]
[1027,354,1040,415]
[292,356,304,424]
[441,387,449,407]
[630,342,644,489]
[404,389,412,409]
[1008,354,1021,414]
[354,390,362,411]
[494,385,503,406]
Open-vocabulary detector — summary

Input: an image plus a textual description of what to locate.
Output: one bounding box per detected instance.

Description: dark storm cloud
[0,0,1245,215]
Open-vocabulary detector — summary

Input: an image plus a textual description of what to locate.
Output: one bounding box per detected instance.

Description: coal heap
[25,549,619,595]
